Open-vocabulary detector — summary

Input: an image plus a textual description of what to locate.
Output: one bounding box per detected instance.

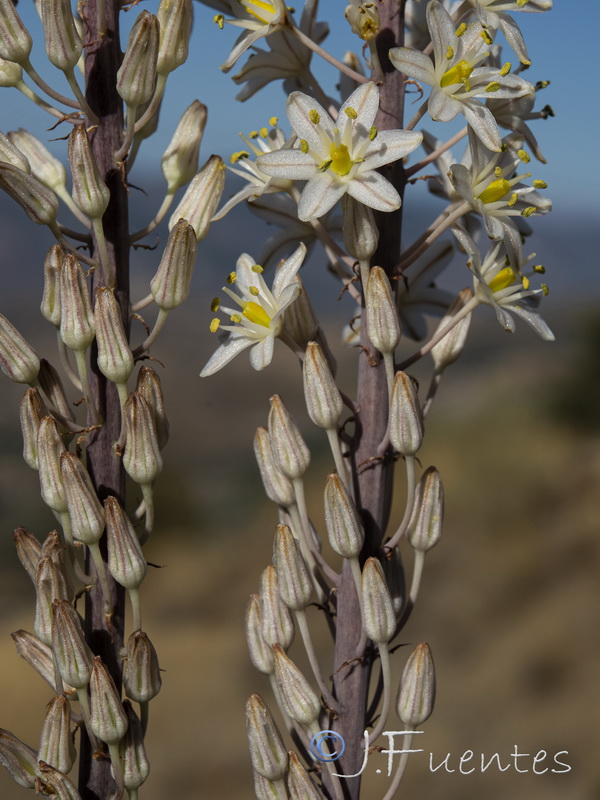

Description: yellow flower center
[329,142,352,176]
[440,60,474,89]
[489,267,516,293]
[478,178,511,204]
[241,0,277,24]
[243,301,271,327]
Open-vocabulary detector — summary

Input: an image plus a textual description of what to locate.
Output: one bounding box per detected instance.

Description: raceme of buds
[303,341,343,430]
[0,313,40,384]
[407,467,444,553]
[123,630,162,703]
[9,130,67,193]
[117,11,159,109]
[89,657,129,745]
[34,556,68,646]
[40,245,64,327]
[40,0,82,71]
[38,359,75,428]
[246,694,288,781]
[345,0,380,41]
[396,643,436,727]
[121,700,150,791]
[0,130,30,171]
[0,54,22,86]
[94,287,134,385]
[253,427,294,508]
[37,695,76,775]
[283,276,318,348]
[0,162,58,225]
[361,557,396,645]
[324,473,364,559]
[60,451,105,545]
[288,751,326,800]
[246,594,274,675]
[37,416,67,514]
[389,371,424,456]
[123,392,163,486]
[272,644,321,728]
[59,255,95,352]
[51,600,94,689]
[13,526,41,584]
[136,367,169,450]
[366,267,402,355]
[0,0,32,64]
[0,729,38,789]
[11,630,75,696]
[259,566,294,650]
[169,154,225,241]
[268,395,310,481]
[431,288,473,371]
[342,194,379,260]
[20,388,47,470]
[273,525,312,611]
[150,218,197,310]
[157,0,193,75]
[161,100,207,193]
[104,496,147,590]
[68,125,110,220]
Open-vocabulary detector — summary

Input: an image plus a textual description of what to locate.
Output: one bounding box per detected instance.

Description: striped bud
[431,288,473,371]
[272,644,320,727]
[123,392,163,486]
[13,526,41,584]
[60,451,105,545]
[396,643,435,726]
[68,125,109,220]
[150,218,197,310]
[0,313,40,384]
[94,287,134,385]
[89,657,128,745]
[41,0,82,71]
[268,395,310,481]
[11,630,75,696]
[20,388,47,469]
[259,565,294,650]
[245,594,273,675]
[40,245,64,327]
[253,772,283,800]
[288,751,327,800]
[361,557,395,645]
[273,525,312,611]
[41,532,73,600]
[169,154,225,241]
[117,11,159,108]
[366,267,401,355]
[104,496,147,590]
[389,371,423,456]
[161,100,207,193]
[34,556,68,646]
[121,700,150,791]
[303,341,343,430]
[59,255,95,352]
[0,162,58,225]
[9,130,67,193]
[283,276,318,349]
[407,467,444,553]
[0,729,38,789]
[0,54,22,86]
[157,0,193,75]
[38,359,75,428]
[246,694,288,781]
[51,600,94,689]
[253,427,294,508]
[0,0,32,63]
[324,473,364,559]
[123,630,162,703]
[37,762,81,800]
[37,416,67,513]
[0,129,30,171]
[383,545,405,617]
[342,194,378,260]
[38,695,76,775]
[136,366,169,450]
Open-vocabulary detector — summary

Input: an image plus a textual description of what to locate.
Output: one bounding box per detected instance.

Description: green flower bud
[0,129,30,171]
[0,0,32,64]
[89,656,128,745]
[38,694,76,775]
[94,287,134,384]
[366,267,401,355]
[303,341,343,430]
[51,600,94,689]
[59,254,94,352]
[287,751,327,800]
[0,54,22,86]
[40,0,82,72]
[19,387,47,470]
[0,162,58,225]
[0,729,38,789]
[123,630,162,703]
[68,124,109,220]
[259,565,294,650]
[431,288,473,371]
[169,154,225,241]
[13,526,41,584]
[40,245,64,327]
[161,100,207,193]
[34,556,68,646]
[324,473,364,559]
[60,451,105,545]
[0,313,40,384]
[11,630,75,696]
[150,218,197,310]
[38,358,76,433]
[396,643,436,726]
[157,0,193,75]
[342,194,378,260]
[120,700,150,791]
[268,395,310,481]
[123,392,163,486]
[136,366,169,450]
[389,371,423,456]
[273,525,312,611]
[246,694,289,781]
[272,644,320,727]
[407,467,444,553]
[117,11,159,108]
[245,594,273,676]
[8,129,67,193]
[361,557,395,645]
[37,416,67,513]
[253,427,294,508]
[104,496,147,590]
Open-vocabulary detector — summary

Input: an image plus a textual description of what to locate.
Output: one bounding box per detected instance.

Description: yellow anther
[329,143,352,176]
[521,275,530,290]
[269,116,279,127]
[446,46,454,60]
[478,178,511,204]
[517,0,529,7]
[521,206,536,217]
[209,318,220,333]
[243,301,271,328]
[517,149,530,164]
[533,265,545,274]
[541,283,549,296]
[319,159,333,172]
[227,272,237,284]
[230,313,242,323]
[214,14,224,29]
[210,298,220,312]
[344,106,358,120]
[500,62,512,76]
[440,59,474,89]
[533,179,548,189]
[485,81,500,93]
[520,58,532,67]
[494,167,503,178]
[480,29,493,45]
[309,109,321,124]
[507,192,518,207]
[489,267,516,293]
[369,125,377,141]
[249,130,259,139]
[259,127,268,138]
[300,139,309,154]
[251,264,264,273]
[230,150,249,164]
[249,286,260,296]
[455,22,467,37]
[537,80,550,89]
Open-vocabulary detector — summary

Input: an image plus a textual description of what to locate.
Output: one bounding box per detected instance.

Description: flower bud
[38,695,76,775]
[11,631,72,696]
[37,761,81,800]
[383,545,405,617]
[246,694,288,781]
[366,267,401,355]
[0,729,38,789]
[169,154,225,241]
[253,772,283,800]
[41,531,73,600]
[342,194,378,260]
[288,751,327,800]
[51,600,94,689]
[117,11,159,108]
[38,359,75,426]
[20,387,47,469]
[123,392,163,486]
[324,473,364,559]
[157,0,193,75]
[120,700,150,791]
[0,54,22,86]
[389,371,423,456]
[68,125,109,220]
[59,254,95,351]
[303,341,343,430]
[13,526,41,584]
[0,129,30,171]
[272,644,320,727]
[0,313,40,383]
[431,288,473,371]
[246,594,273,675]
[136,366,169,450]
[94,287,134,384]
[259,565,294,650]
[345,0,380,40]
[273,525,312,611]
[89,657,128,745]
[0,0,32,64]
[40,245,64,327]
[34,556,68,646]
[361,557,395,645]
[150,218,197,310]
[253,427,294,508]
[104,496,147,590]
[123,630,162,703]
[9,129,68,193]
[41,0,82,71]
[396,643,435,726]
[407,467,444,553]
[161,100,207,193]
[37,416,67,513]
[60,451,105,545]
[268,395,310,481]
[0,162,58,225]
[283,276,318,348]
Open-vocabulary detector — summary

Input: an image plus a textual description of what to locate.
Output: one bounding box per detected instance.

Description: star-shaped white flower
[389,0,533,151]
[212,0,290,73]
[256,82,423,221]
[466,0,552,65]
[200,243,306,376]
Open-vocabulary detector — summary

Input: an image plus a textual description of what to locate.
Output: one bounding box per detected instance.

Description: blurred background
[1,1,599,798]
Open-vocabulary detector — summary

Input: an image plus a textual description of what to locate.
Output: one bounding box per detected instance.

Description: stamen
[249,286,260,297]
[369,125,377,141]
[230,151,249,164]
[500,62,512,76]
[259,127,268,138]
[227,272,237,284]
[344,106,358,120]
[521,206,537,217]
[209,318,220,333]
[210,298,220,312]
[533,179,547,189]
[214,14,224,29]
[309,109,321,125]
[485,82,500,93]
[252,264,264,273]
[269,116,279,126]
[480,29,493,45]
[517,149,530,164]
[230,313,242,323]
[455,23,467,37]
[446,46,454,60]
[300,139,309,154]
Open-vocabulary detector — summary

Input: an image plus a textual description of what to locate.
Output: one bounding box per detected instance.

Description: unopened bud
[169,154,225,241]
[13,526,41,584]
[161,100,207,193]
[136,366,169,450]
[431,288,473,371]
[303,341,343,430]
[383,545,405,617]
[273,525,312,611]
[40,245,64,327]
[0,729,38,789]
[0,129,30,171]
[0,313,40,383]
[41,0,82,71]
[0,0,32,63]
[38,359,75,428]
[117,11,159,108]
[38,695,76,775]
[51,600,93,689]
[11,630,75,696]
[150,218,197,310]
[366,267,401,355]
[283,276,318,348]
[37,416,67,513]
[288,751,327,800]
[0,162,58,225]
[246,594,273,675]
[59,255,95,351]
[34,556,68,646]
[37,761,81,800]
[345,0,380,40]
[123,630,162,703]
[123,392,163,486]
[396,642,435,726]
[253,427,294,508]
[268,395,310,480]
[324,473,364,558]
[0,54,22,86]
[20,387,47,469]
[41,531,72,600]
[68,125,109,219]
[389,371,423,456]
[407,467,444,553]
[94,287,134,384]
[104,496,147,590]
[361,557,395,644]
[342,194,378,260]
[253,772,283,800]
[272,644,320,727]
[90,657,128,744]
[120,700,150,791]
[60,451,105,545]
[246,694,288,781]
[259,565,294,650]
[9,129,68,193]
[157,0,193,75]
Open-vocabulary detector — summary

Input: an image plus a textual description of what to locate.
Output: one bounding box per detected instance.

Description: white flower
[213,0,290,73]
[256,81,423,221]
[466,0,552,65]
[487,82,552,163]
[389,0,533,151]
[200,243,306,376]
[345,1,380,41]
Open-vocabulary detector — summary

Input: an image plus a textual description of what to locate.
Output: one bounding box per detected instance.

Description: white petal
[297,173,346,221]
[362,130,423,170]
[199,335,254,377]
[509,305,555,341]
[448,164,475,203]
[339,81,379,133]
[388,47,436,87]
[462,101,502,152]
[287,91,335,151]
[272,243,307,298]
[346,172,400,212]
[492,303,517,333]
[428,89,460,123]
[256,149,318,180]
[427,1,456,66]
[497,12,529,64]
[249,335,275,370]
[221,28,268,73]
